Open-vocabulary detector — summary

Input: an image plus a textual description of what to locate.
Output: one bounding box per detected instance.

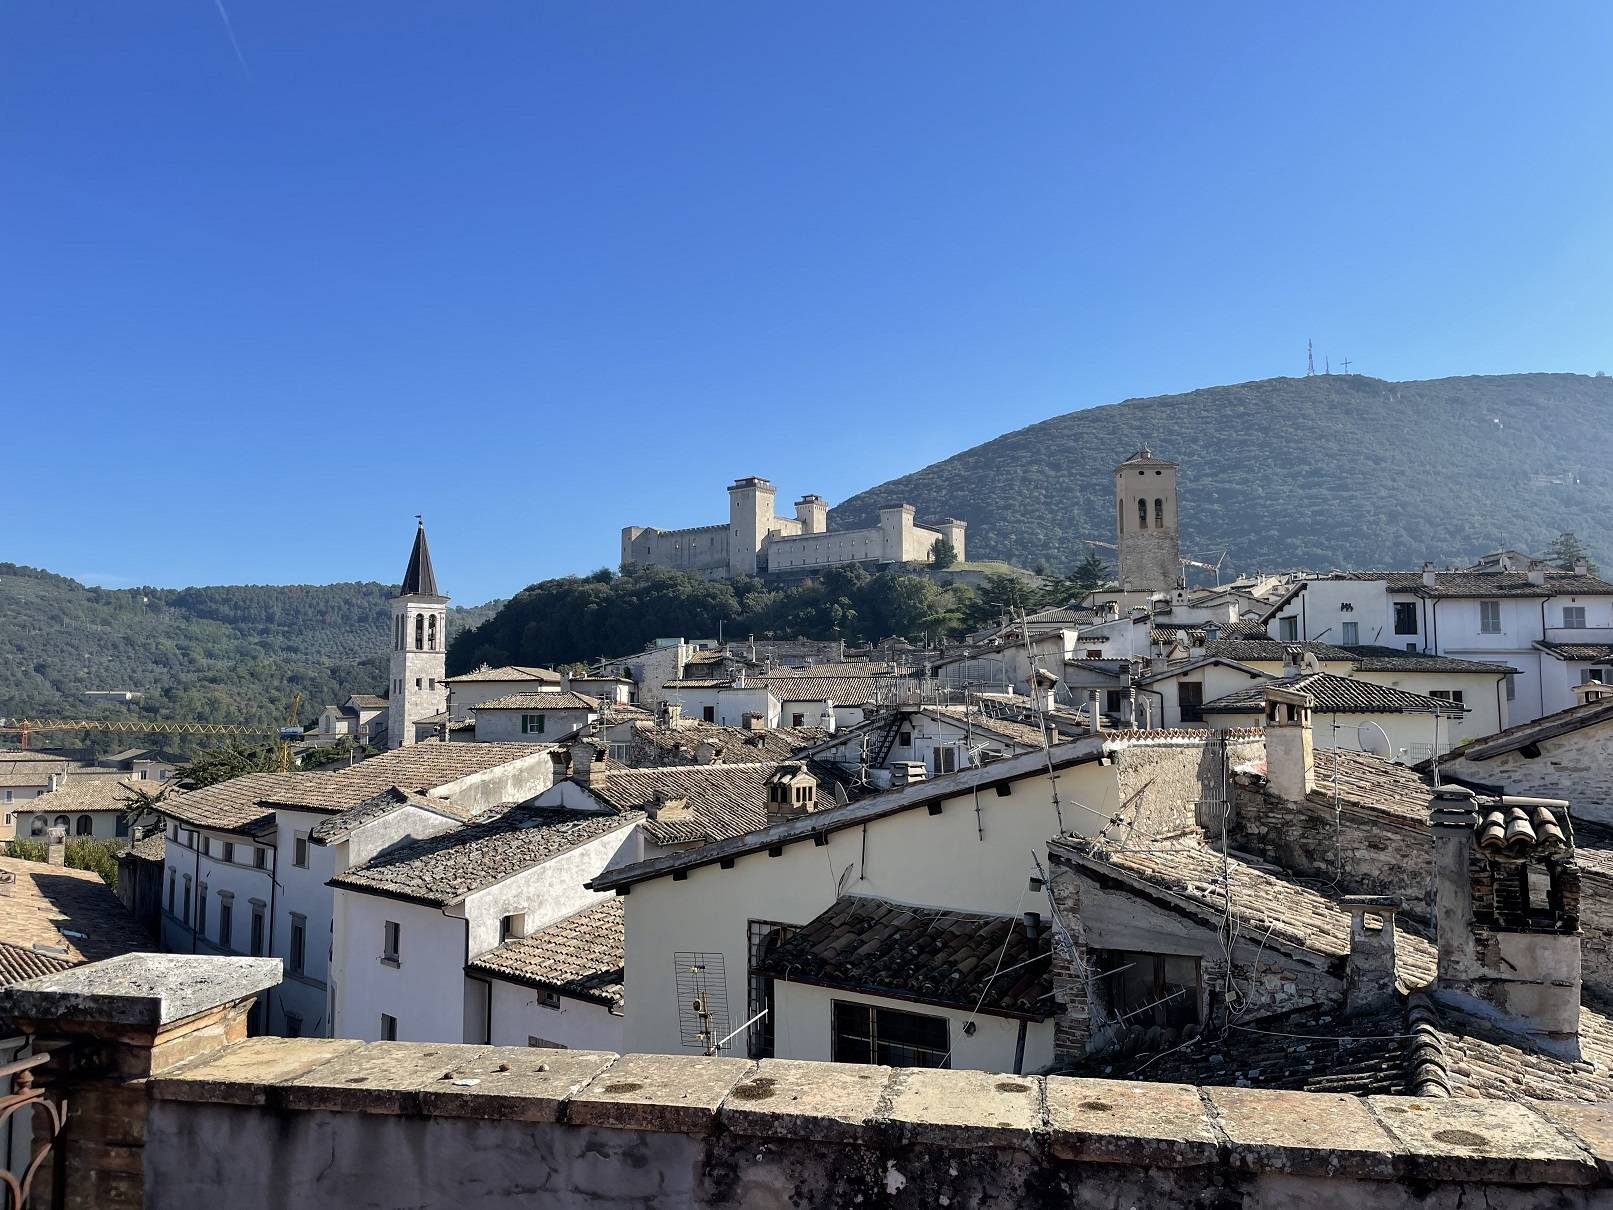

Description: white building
[328,801,641,1048]
[387,521,449,749]
[471,692,600,743]
[591,729,1262,1074]
[1264,560,1613,726]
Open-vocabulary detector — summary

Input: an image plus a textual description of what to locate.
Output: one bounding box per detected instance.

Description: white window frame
[1479,600,1502,634]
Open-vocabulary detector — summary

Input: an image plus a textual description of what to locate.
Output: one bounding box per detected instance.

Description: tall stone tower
[387,521,449,749]
[727,476,776,578]
[1114,448,1180,593]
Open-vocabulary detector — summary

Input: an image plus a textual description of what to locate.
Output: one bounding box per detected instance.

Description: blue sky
[6,3,1613,603]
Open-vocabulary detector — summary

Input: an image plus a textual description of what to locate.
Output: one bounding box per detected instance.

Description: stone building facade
[622,476,964,580]
[1114,447,1181,594]
[386,522,449,749]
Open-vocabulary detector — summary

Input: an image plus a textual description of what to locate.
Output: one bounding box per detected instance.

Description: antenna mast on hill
[1306,339,1316,377]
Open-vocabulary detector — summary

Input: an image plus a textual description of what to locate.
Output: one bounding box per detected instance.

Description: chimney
[694,741,717,766]
[1422,561,1437,589]
[662,701,683,727]
[890,761,927,788]
[1262,686,1315,802]
[818,705,836,734]
[647,791,687,821]
[46,826,66,867]
[47,773,60,793]
[765,765,818,824]
[1087,690,1104,732]
[570,741,610,789]
[1281,645,1303,678]
[1575,559,1590,576]
[1341,897,1400,1016]
[1431,786,1583,1058]
[743,713,766,732]
[1528,565,1548,587]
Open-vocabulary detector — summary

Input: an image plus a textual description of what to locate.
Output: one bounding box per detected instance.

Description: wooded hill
[0,563,497,747]
[830,373,1613,577]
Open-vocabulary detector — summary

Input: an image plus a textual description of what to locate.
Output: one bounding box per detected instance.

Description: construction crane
[276,692,303,773]
[0,718,277,749]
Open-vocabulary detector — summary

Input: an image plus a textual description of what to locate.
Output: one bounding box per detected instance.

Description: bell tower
[1113,448,1180,594]
[387,520,449,749]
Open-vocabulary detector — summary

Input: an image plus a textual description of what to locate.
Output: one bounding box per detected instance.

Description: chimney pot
[1342,897,1400,1016]
[46,826,66,866]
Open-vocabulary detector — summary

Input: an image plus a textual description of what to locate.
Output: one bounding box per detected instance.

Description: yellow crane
[2,696,306,759]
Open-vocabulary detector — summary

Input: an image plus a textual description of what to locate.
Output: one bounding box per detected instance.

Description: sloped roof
[749,675,912,704]
[1333,569,1613,598]
[1202,672,1467,715]
[1338,646,1517,674]
[23,772,148,814]
[475,691,600,711]
[758,895,1051,1020]
[1451,695,1613,761]
[308,786,474,845]
[625,722,828,766]
[0,856,153,986]
[329,804,639,906]
[399,521,439,597]
[579,762,846,847]
[466,898,624,1009]
[1535,640,1613,662]
[0,757,70,787]
[443,665,563,685]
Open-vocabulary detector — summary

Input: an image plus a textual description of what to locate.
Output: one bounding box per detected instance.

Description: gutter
[1540,596,1550,719]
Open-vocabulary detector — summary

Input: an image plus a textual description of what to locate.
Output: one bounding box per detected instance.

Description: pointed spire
[399,519,439,597]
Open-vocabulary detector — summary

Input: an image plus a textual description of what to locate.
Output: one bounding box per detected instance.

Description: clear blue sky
[7,3,1613,603]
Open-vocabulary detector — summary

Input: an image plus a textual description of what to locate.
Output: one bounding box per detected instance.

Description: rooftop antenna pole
[1305,339,1316,377]
[1340,357,1352,374]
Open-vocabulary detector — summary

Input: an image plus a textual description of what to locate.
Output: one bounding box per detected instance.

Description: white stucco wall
[618,760,1118,1063]
[486,979,624,1052]
[447,679,561,723]
[331,893,465,1043]
[473,709,593,744]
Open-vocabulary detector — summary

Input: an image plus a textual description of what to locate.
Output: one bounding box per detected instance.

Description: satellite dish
[1357,721,1393,759]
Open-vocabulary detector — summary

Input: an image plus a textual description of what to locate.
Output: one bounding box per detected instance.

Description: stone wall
[1441,724,1613,825]
[1231,772,1437,921]
[4,956,1610,1209]
[1107,733,1265,842]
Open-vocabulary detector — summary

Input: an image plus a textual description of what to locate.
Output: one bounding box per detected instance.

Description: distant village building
[621,476,964,580]
[386,521,449,749]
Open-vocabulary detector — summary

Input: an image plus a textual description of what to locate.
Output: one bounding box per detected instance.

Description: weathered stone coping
[0,954,281,1029]
[152,1038,1613,1188]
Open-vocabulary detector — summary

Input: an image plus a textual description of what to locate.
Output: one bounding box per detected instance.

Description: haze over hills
[831,373,1613,577]
[0,564,498,738]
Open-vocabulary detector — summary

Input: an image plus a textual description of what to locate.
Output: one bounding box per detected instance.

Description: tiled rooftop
[1203,671,1468,715]
[466,898,624,1009]
[582,762,849,847]
[0,856,153,986]
[474,691,601,711]
[624,721,828,766]
[759,894,1051,1019]
[442,665,562,684]
[307,787,473,844]
[329,804,639,906]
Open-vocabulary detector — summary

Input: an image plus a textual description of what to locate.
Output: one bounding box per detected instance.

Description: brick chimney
[1262,686,1315,802]
[1341,896,1400,1016]
[1430,786,1582,1058]
[569,741,610,789]
[46,826,66,867]
[661,701,683,727]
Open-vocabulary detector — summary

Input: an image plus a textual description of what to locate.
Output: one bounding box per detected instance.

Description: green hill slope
[829,373,1613,575]
[0,564,498,742]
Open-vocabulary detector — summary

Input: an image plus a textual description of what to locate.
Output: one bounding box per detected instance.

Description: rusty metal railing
[0,1052,65,1210]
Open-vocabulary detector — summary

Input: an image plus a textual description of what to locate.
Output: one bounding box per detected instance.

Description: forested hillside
[0,564,497,744]
[831,373,1613,576]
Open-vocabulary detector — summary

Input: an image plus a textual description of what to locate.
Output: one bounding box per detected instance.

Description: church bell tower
[387,520,449,748]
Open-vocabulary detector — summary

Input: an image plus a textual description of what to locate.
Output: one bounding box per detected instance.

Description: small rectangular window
[500,914,524,942]
[1277,617,1299,641]
[254,847,267,869]
[1564,606,1587,629]
[290,915,307,975]
[250,906,265,957]
[1394,602,1418,636]
[383,920,400,965]
[521,714,546,734]
[219,900,233,949]
[897,730,912,747]
[1505,673,1517,701]
[223,841,234,864]
[539,990,561,1010]
[293,833,309,869]
[831,1000,949,1068]
[181,877,192,925]
[380,1013,398,1041]
[166,869,175,914]
[527,1035,567,1049]
[702,706,715,723]
[1340,621,1359,645]
[197,886,208,934]
[1479,600,1502,634]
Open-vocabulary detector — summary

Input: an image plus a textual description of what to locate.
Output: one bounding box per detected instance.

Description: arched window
[29,817,45,837]
[428,615,438,652]
[396,615,403,651]
[1154,498,1164,528]
[1137,498,1148,529]
[415,613,424,651]
[76,815,93,836]
[1118,499,1124,533]
[53,815,69,831]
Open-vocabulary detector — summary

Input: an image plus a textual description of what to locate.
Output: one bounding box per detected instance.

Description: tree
[116,779,171,831]
[8,836,120,886]
[300,739,369,770]
[1546,532,1598,575]
[929,537,958,570]
[178,744,282,789]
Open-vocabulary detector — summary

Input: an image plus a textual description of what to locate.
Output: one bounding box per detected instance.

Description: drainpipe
[1540,596,1550,719]
[191,830,201,954]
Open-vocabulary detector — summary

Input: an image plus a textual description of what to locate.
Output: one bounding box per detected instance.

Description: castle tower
[387,521,449,749]
[1114,448,1180,593]
[728,476,776,578]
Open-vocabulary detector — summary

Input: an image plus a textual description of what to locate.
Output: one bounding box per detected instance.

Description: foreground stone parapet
[140,1044,1612,1207]
[0,953,281,1030]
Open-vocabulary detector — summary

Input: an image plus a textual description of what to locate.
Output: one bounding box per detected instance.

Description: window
[293,833,309,869]
[290,914,307,976]
[1104,689,1124,714]
[427,614,438,651]
[499,914,524,942]
[1277,617,1298,641]
[897,730,912,748]
[527,1036,567,1049]
[1584,667,1613,685]
[832,1001,950,1068]
[414,613,424,650]
[138,768,149,781]
[748,920,797,1058]
[538,990,562,1010]
[181,876,192,926]
[383,920,400,965]
[521,714,546,735]
[791,713,805,728]
[159,770,169,780]
[1564,606,1587,629]
[1394,602,1418,636]
[935,747,958,774]
[1154,498,1164,528]
[1177,681,1204,723]
[380,1013,398,1041]
[1094,949,1201,1029]
[2,790,11,805]
[250,904,265,956]
[284,1013,303,1039]
[53,815,68,832]
[254,847,267,869]
[1340,621,1359,645]
[1505,673,1517,701]
[30,816,45,837]
[218,898,233,950]
[1479,600,1502,634]
[702,706,715,723]
[75,815,92,836]
[167,868,175,914]
[1430,689,1466,706]
[1137,498,1148,529]
[197,885,208,935]
[202,836,211,857]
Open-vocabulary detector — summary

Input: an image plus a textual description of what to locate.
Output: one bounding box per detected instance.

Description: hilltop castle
[621,477,965,580]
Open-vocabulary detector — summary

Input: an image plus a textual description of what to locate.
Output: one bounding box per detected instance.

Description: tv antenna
[1306,339,1316,377]
[1340,357,1352,374]
[673,952,731,1053]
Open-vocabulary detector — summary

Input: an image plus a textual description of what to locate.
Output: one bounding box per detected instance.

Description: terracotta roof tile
[0,856,153,984]
[466,899,623,1008]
